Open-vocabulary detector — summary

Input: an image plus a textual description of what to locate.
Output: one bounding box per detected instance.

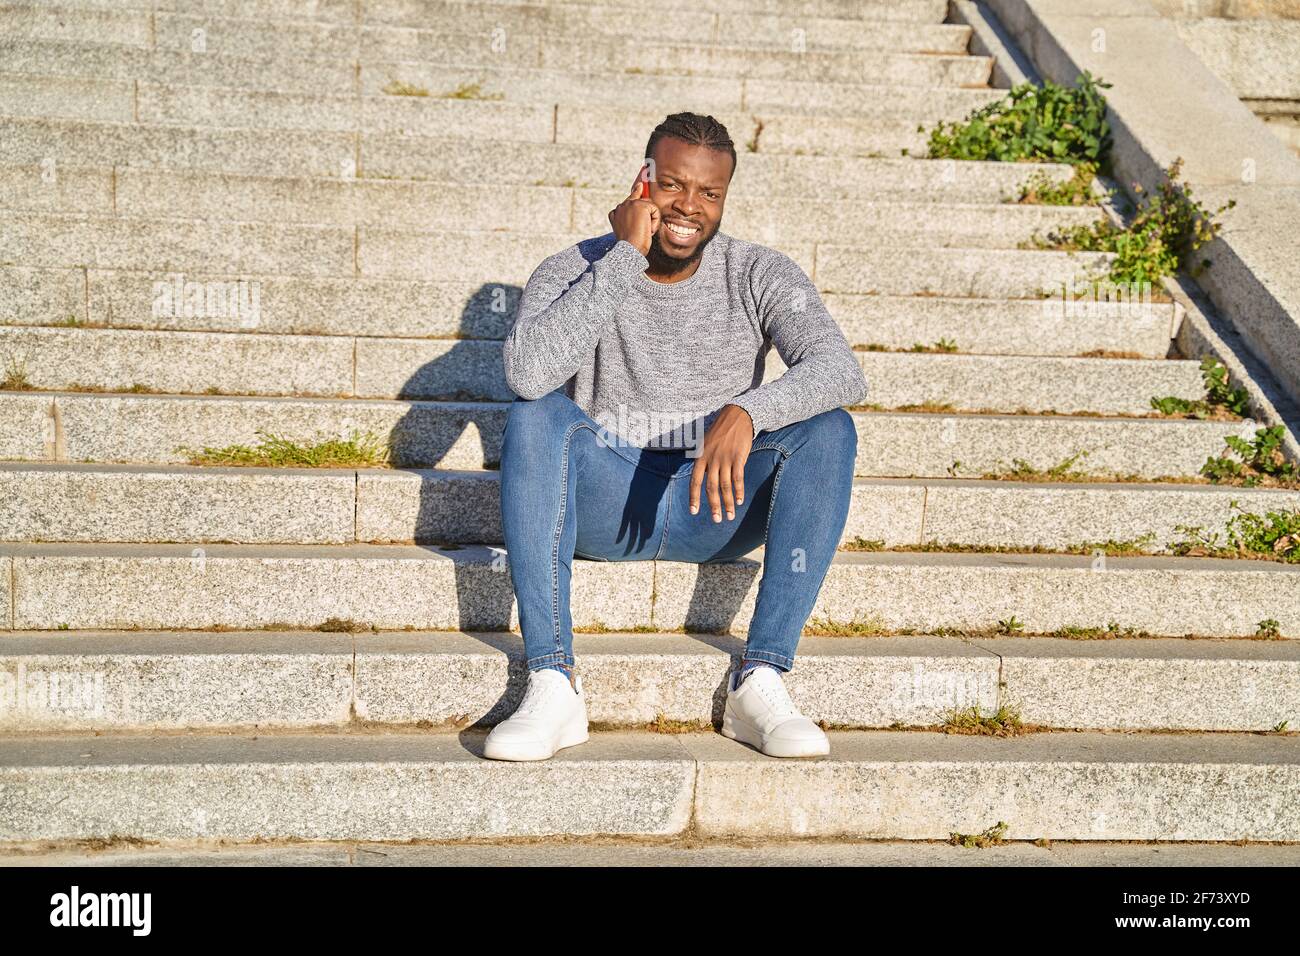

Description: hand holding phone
[608,163,659,257]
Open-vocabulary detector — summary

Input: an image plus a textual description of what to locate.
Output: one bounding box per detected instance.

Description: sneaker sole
[721,710,830,758]
[482,716,590,762]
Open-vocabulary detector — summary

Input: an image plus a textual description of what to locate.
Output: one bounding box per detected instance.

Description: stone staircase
[1,0,1299,854]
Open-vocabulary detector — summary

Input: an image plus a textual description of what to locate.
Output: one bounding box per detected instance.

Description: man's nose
[675,191,701,215]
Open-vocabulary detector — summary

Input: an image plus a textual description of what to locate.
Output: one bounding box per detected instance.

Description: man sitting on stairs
[485,111,869,761]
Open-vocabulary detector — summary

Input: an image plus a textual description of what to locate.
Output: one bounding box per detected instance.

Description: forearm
[727,339,868,439]
[727,248,869,439]
[502,239,648,399]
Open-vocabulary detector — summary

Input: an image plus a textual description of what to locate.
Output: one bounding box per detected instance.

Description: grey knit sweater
[502,230,868,451]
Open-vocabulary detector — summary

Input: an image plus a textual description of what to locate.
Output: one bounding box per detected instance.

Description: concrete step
[0,67,1000,130]
[2,542,1297,636]
[817,246,1113,297]
[233,94,918,161]
[0,38,360,95]
[0,3,155,47]
[0,326,1199,412]
[0,391,1246,475]
[12,840,1300,866]
[9,463,1300,550]
[0,119,1069,198]
[849,352,1205,415]
[1,727,1297,842]
[5,0,949,32]
[0,461,360,544]
[0,267,1169,354]
[0,35,989,93]
[461,33,983,79]
[0,26,982,96]
[15,842,1300,868]
[364,20,977,61]
[1,630,1296,733]
[385,46,994,88]
[2,3,967,69]
[0,326,361,398]
[2,211,357,277]
[367,2,954,48]
[824,294,1178,359]
[0,71,135,123]
[0,166,1106,245]
[2,1,966,61]
[0,116,362,179]
[0,212,1113,291]
[404,0,953,26]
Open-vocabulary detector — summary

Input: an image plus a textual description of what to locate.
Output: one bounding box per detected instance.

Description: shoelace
[513,674,555,717]
[750,672,799,718]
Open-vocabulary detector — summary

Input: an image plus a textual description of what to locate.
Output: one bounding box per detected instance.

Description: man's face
[644,137,732,266]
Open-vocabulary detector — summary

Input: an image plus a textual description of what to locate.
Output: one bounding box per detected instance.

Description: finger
[646,202,660,233]
[732,459,746,507]
[631,165,648,197]
[689,458,704,515]
[706,462,721,522]
[719,464,735,521]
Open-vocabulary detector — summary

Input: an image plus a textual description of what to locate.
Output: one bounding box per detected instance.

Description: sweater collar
[631,230,728,297]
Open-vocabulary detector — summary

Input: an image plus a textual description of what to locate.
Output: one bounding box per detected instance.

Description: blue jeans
[498,390,858,674]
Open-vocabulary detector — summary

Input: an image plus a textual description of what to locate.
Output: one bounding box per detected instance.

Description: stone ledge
[1,629,1296,733]
[1,729,1297,841]
[979,0,1300,415]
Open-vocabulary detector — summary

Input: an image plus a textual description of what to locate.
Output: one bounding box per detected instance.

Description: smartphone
[639,164,650,200]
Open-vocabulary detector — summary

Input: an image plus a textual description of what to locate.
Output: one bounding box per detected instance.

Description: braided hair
[643,112,737,182]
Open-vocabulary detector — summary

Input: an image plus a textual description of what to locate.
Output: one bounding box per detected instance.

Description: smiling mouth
[662,220,701,244]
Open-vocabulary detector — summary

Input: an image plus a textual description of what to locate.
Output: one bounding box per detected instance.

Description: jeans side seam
[653,476,672,560]
[761,446,789,544]
[550,419,584,661]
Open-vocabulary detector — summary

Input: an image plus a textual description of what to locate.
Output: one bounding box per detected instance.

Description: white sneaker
[721,665,830,758]
[483,668,589,761]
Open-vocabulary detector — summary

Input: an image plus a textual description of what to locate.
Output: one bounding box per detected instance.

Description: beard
[645,220,720,277]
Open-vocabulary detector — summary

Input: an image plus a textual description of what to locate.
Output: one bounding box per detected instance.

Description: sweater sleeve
[501,238,649,400]
[724,250,869,440]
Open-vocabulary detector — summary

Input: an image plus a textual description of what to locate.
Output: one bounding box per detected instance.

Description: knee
[805,407,858,464]
[504,389,582,441]
[778,408,856,487]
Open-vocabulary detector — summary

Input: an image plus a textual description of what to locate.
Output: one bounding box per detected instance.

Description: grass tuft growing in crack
[177,428,391,468]
[1,350,32,390]
[941,705,1024,737]
[1015,161,1104,206]
[979,451,1091,482]
[441,81,503,100]
[1052,622,1151,639]
[804,613,890,636]
[381,79,429,96]
[949,821,1010,848]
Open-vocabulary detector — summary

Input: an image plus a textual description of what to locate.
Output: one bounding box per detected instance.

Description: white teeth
[666,222,698,237]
